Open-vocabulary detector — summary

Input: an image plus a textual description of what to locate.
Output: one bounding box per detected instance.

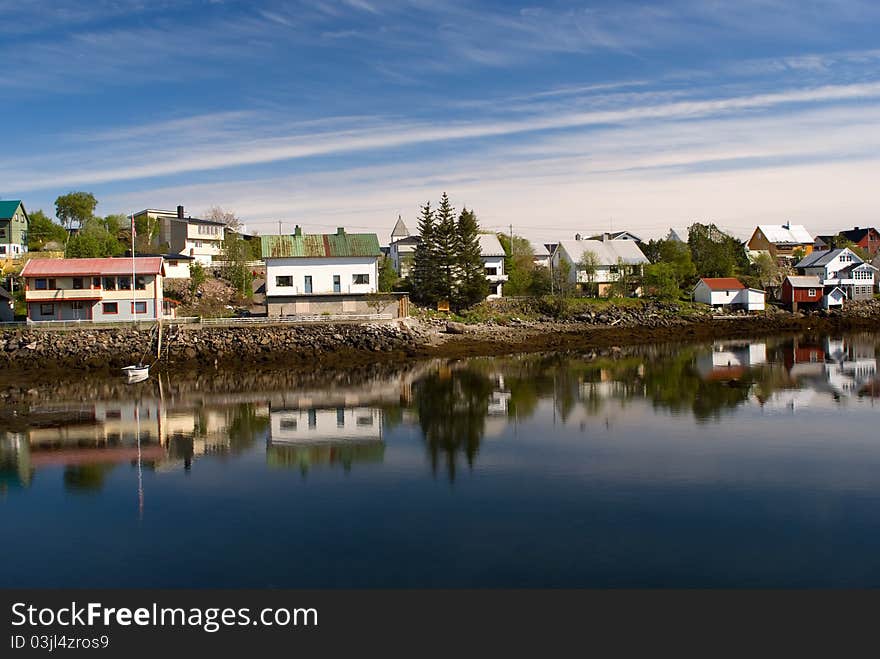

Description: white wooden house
[262,226,404,317]
[795,247,878,302]
[692,278,766,311]
[552,237,649,296]
[132,205,226,265]
[478,233,508,298]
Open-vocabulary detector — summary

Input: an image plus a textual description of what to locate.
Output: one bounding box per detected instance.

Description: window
[73,277,84,290]
[132,301,147,314]
[308,409,317,429]
[485,267,498,276]
[71,302,83,310]
[352,274,370,285]
[169,261,178,266]
[118,276,131,290]
[105,410,121,420]
[135,276,146,290]
[0,245,5,255]
[276,276,293,287]
[280,419,297,430]
[808,288,816,296]
[35,278,48,290]
[103,277,116,290]
[333,275,341,293]
[337,408,345,428]
[103,302,118,314]
[40,303,54,316]
[93,277,101,288]
[304,276,313,294]
[48,279,56,289]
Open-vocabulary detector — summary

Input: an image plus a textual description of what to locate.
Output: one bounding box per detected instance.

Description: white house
[692,278,766,311]
[388,216,420,278]
[795,247,878,302]
[132,205,226,265]
[161,253,194,279]
[552,237,649,296]
[21,257,169,322]
[262,226,402,317]
[478,233,508,298]
[532,243,552,269]
[269,406,384,444]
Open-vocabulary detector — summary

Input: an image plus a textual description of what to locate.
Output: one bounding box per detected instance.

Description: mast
[130,212,136,323]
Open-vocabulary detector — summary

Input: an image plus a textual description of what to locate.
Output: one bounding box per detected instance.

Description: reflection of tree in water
[226,404,270,453]
[63,464,117,493]
[413,367,494,481]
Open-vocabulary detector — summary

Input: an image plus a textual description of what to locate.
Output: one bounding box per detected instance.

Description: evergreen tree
[433,192,459,304]
[455,209,489,309]
[410,202,438,304]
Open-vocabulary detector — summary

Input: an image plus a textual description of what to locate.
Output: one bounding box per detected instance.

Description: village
[2,195,879,330]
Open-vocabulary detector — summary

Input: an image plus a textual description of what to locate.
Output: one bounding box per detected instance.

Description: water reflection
[1,332,878,495]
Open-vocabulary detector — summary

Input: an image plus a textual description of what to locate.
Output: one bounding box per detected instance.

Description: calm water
[2,332,880,588]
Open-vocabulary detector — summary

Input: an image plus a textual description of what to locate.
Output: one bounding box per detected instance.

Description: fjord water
[2,332,880,588]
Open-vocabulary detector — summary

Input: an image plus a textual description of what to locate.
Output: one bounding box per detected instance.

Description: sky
[2,0,880,244]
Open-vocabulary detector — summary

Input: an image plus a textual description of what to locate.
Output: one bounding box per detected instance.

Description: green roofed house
[261,226,407,318]
[0,200,29,258]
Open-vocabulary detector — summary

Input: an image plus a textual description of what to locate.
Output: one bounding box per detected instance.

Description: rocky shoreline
[0,300,878,380]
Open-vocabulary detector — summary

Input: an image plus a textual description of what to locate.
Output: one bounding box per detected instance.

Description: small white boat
[122,364,150,383]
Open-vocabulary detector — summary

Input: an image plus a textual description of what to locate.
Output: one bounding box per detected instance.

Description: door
[333,275,341,293]
[304,276,313,294]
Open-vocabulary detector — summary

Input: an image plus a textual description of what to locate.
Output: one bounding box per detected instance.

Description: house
[746,222,814,261]
[781,276,823,311]
[478,233,508,298]
[795,248,878,302]
[667,227,688,243]
[552,237,649,296]
[0,286,13,321]
[588,230,642,242]
[262,226,405,318]
[20,257,169,322]
[132,205,226,265]
[692,278,765,311]
[837,227,880,256]
[0,200,29,258]
[388,216,420,278]
[532,243,552,269]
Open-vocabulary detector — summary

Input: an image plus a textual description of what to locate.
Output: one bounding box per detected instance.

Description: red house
[781,276,823,311]
[838,227,880,256]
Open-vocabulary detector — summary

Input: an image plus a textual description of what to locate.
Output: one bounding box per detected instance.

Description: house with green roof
[0,200,29,258]
[261,226,405,317]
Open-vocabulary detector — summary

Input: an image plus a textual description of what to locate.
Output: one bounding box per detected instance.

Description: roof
[173,216,225,226]
[698,277,746,291]
[785,275,822,288]
[755,224,814,244]
[838,262,879,275]
[588,231,642,242]
[667,227,688,242]
[0,200,23,220]
[796,247,862,268]
[557,239,649,266]
[839,227,878,243]
[21,257,164,277]
[478,233,506,257]
[261,229,381,259]
[390,216,410,240]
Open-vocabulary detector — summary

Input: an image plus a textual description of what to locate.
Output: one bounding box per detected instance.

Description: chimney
[602,233,609,243]
[783,220,790,229]
[177,205,184,219]
[337,227,345,236]
[574,233,582,241]
[294,225,302,237]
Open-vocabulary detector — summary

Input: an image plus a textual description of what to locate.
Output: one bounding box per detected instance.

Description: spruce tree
[433,192,459,305]
[411,202,438,304]
[455,207,489,310]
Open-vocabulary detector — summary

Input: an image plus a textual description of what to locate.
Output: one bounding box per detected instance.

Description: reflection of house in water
[267,406,384,473]
[822,337,877,397]
[767,335,878,410]
[0,433,32,490]
[487,374,511,416]
[697,341,767,381]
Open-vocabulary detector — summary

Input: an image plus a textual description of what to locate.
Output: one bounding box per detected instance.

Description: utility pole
[278,220,282,235]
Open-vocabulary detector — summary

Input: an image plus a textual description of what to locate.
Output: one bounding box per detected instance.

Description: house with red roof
[20,257,169,322]
[692,277,766,311]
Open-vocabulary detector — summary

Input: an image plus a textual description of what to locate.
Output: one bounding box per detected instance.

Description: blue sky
[2,0,880,243]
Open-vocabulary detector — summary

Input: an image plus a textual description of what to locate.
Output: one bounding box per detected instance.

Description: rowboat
[121,364,150,382]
